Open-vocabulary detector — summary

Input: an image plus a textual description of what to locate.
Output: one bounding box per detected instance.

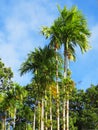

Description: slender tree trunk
[41,98,44,130]
[66,99,69,130]
[33,109,36,130]
[45,109,48,130]
[4,116,6,130]
[7,111,10,130]
[49,87,52,130]
[38,102,40,130]
[63,44,69,130]
[2,117,6,130]
[45,91,48,130]
[56,48,60,130]
[13,107,16,129]
[2,118,5,130]
[65,59,69,130]
[7,122,10,130]
[63,53,68,130]
[2,114,6,130]
[63,99,66,130]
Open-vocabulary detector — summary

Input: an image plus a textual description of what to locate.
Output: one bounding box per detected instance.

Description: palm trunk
[2,118,5,130]
[56,48,60,130]
[45,91,48,130]
[63,43,69,130]
[38,102,41,130]
[65,59,69,130]
[49,87,52,130]
[33,109,36,130]
[63,53,68,130]
[2,117,6,130]
[63,99,66,130]
[13,107,16,129]
[7,111,10,130]
[66,99,69,130]
[45,109,48,130]
[7,122,10,130]
[41,98,44,130]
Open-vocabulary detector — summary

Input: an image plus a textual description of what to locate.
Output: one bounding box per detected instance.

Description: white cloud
[0,0,62,85]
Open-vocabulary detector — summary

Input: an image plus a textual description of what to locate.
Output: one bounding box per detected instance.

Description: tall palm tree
[42,5,91,130]
[41,25,62,130]
[57,6,90,130]
[20,46,57,130]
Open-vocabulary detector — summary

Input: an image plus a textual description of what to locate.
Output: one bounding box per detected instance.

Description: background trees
[0,58,98,130]
[0,59,13,130]
[69,85,98,130]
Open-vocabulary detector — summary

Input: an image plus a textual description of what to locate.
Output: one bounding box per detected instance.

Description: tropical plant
[20,46,61,130]
[42,5,91,130]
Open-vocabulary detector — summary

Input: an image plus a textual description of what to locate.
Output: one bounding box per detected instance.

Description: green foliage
[70,85,98,130]
[42,5,91,62]
[0,59,13,92]
[20,45,62,98]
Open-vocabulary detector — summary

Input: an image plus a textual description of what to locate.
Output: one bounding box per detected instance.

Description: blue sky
[0,0,98,90]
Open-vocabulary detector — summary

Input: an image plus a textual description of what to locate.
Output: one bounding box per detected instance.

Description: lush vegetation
[0,58,98,130]
[0,5,97,130]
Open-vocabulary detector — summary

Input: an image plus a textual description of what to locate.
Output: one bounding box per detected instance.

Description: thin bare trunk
[56,48,60,130]
[65,56,69,130]
[1,114,6,130]
[4,116,6,130]
[45,92,48,130]
[63,44,69,130]
[13,107,16,129]
[7,123,10,130]
[63,54,67,130]
[50,87,52,130]
[45,111,48,130]
[66,99,69,130]
[33,110,36,130]
[63,43,69,130]
[2,119,5,130]
[63,99,66,130]
[38,102,41,130]
[41,98,44,130]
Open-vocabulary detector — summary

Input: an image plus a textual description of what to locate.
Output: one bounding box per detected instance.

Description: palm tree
[41,25,62,130]
[20,46,57,130]
[57,6,90,130]
[42,5,91,130]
